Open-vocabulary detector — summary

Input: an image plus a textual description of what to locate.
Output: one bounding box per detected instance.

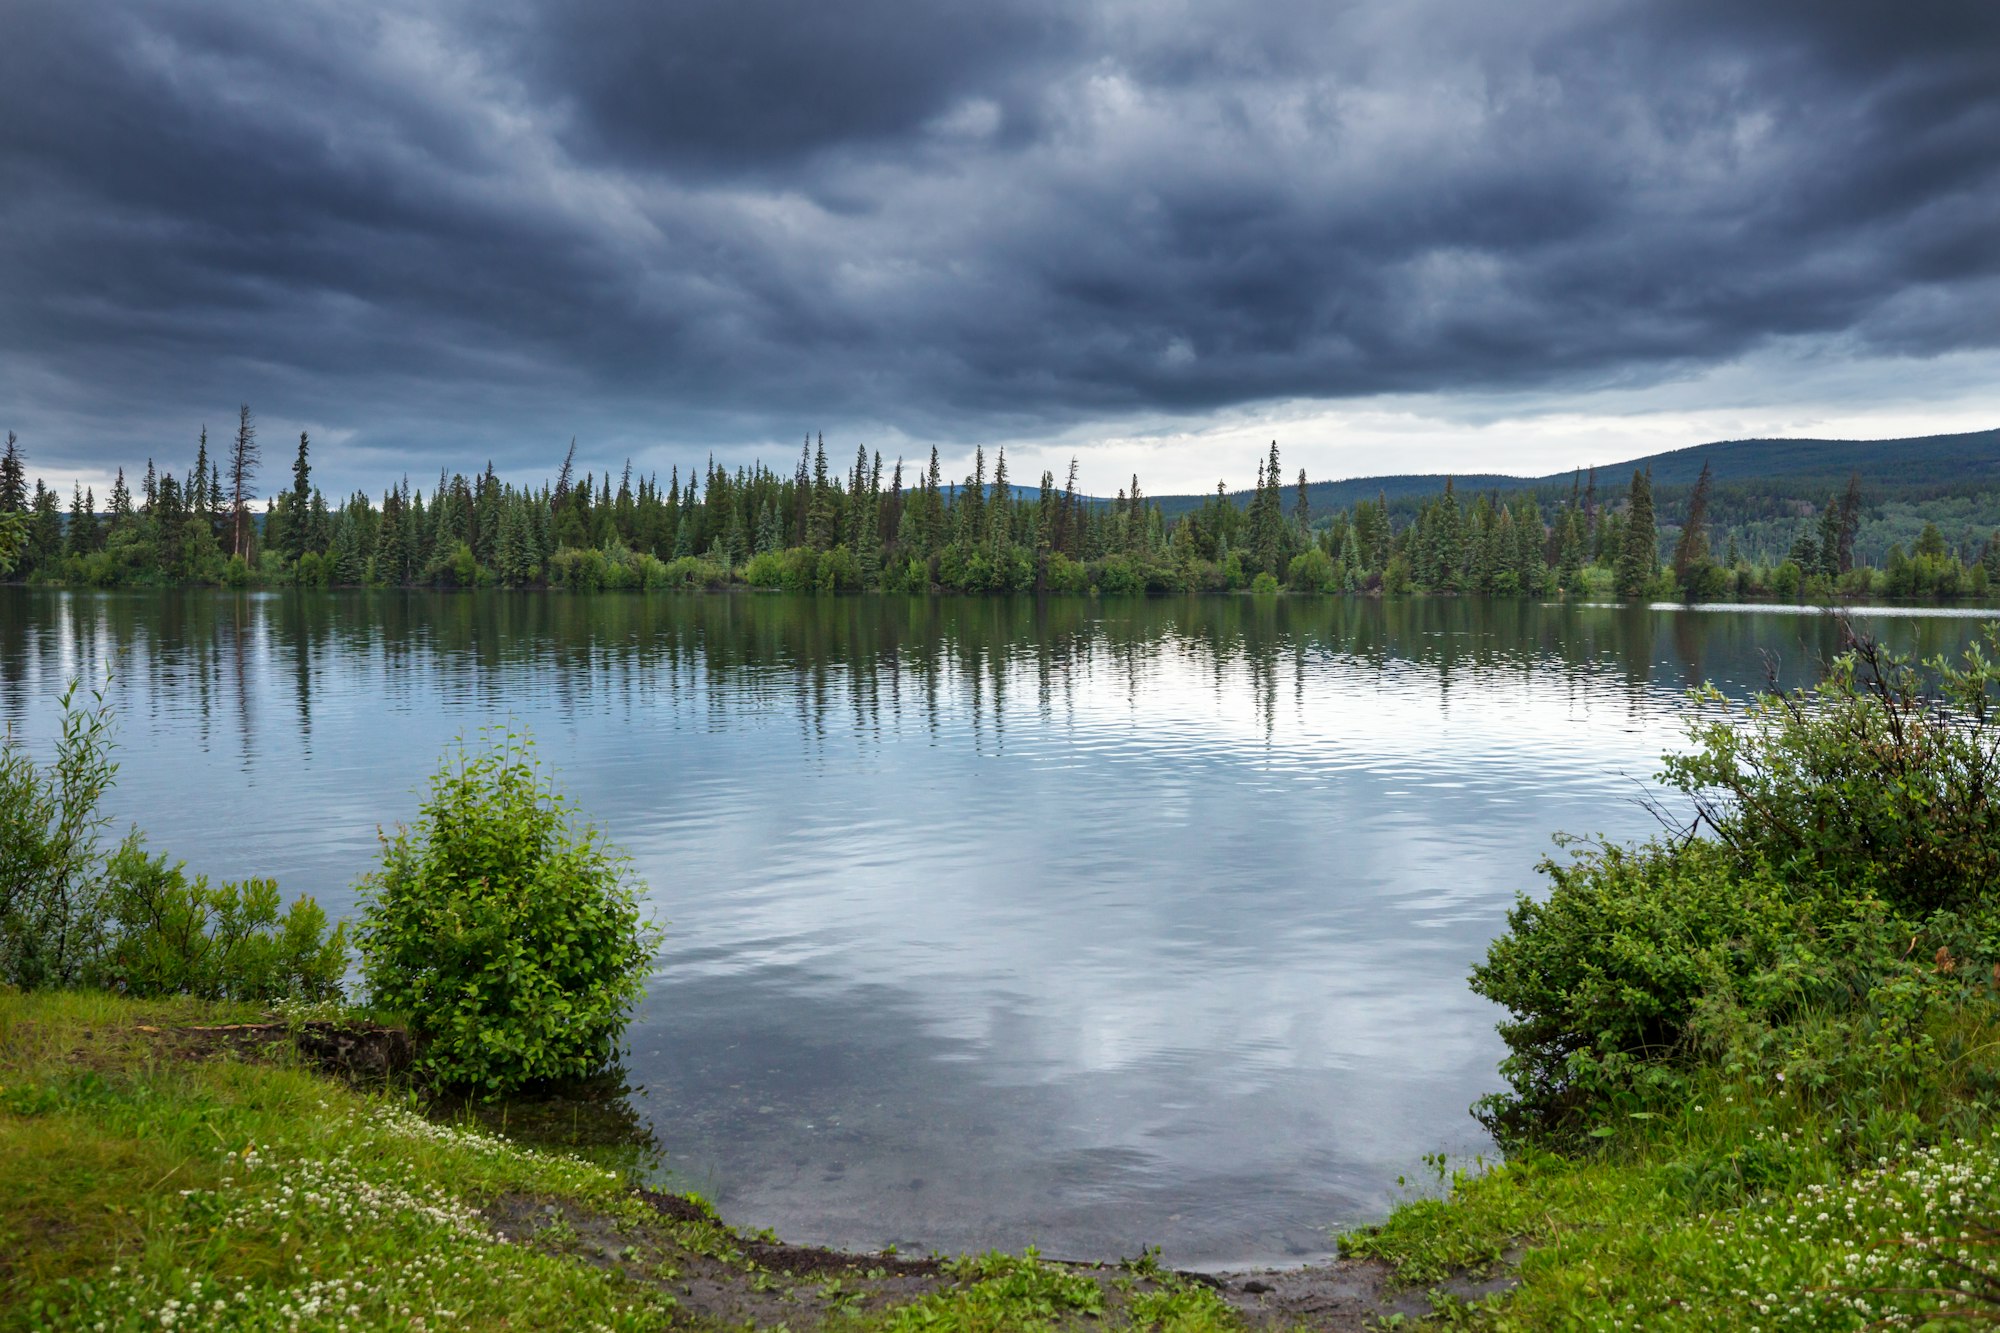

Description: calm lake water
[3,590,1994,1266]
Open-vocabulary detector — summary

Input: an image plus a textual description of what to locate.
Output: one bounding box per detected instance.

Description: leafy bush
[99,841,346,1002]
[1288,547,1337,592]
[0,679,119,989]
[1250,571,1280,596]
[548,546,609,591]
[1,678,346,999]
[816,543,862,592]
[356,730,659,1094]
[651,554,728,590]
[1093,555,1144,597]
[1471,838,1829,1139]
[1475,625,2000,1143]
[778,547,821,593]
[1043,552,1089,596]
[742,550,787,588]
[1665,625,2000,916]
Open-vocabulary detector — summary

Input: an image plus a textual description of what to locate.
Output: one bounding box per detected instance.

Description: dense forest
[3,411,1998,601]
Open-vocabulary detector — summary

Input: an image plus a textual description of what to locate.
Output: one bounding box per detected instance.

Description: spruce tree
[1557,507,1585,591]
[1616,469,1657,599]
[27,481,63,572]
[67,483,97,558]
[108,469,132,537]
[1514,496,1546,594]
[989,451,1012,549]
[0,433,24,513]
[285,431,312,564]
[807,435,835,549]
[227,405,259,559]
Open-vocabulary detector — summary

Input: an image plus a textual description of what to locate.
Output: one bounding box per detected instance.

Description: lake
[2,589,1992,1267]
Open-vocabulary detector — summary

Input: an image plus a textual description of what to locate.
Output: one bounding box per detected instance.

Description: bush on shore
[1472,621,2000,1147]
[356,729,659,1095]
[0,677,343,1000]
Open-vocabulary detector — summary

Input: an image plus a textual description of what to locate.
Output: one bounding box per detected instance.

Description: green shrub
[355,731,659,1094]
[548,546,608,591]
[816,543,862,592]
[99,840,347,1002]
[1664,625,2000,916]
[1043,552,1089,596]
[1475,625,2000,1144]
[936,543,992,593]
[1471,838,1828,1140]
[653,554,728,590]
[1093,555,1143,597]
[742,550,787,588]
[1288,547,1336,593]
[778,547,820,593]
[1250,571,1280,596]
[0,679,119,989]
[1,677,346,1000]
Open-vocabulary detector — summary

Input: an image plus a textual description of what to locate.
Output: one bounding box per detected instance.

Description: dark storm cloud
[524,0,1076,170]
[1,0,1997,485]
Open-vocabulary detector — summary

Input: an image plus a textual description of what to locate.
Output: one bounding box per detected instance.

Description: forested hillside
[1157,428,2000,567]
[3,416,1997,601]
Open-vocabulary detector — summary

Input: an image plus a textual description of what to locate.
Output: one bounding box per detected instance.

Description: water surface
[2,590,1988,1266]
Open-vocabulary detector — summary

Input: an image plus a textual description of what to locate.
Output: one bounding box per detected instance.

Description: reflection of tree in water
[10,589,2000,776]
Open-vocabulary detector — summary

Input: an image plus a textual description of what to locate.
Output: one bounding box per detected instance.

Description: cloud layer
[2,0,1996,489]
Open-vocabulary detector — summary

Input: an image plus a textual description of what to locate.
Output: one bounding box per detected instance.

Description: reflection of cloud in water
[3,592,1991,1265]
[629,966,1485,1266]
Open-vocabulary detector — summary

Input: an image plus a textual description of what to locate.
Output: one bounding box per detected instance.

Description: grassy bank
[0,989,1262,1332]
[1348,1022,2000,1328]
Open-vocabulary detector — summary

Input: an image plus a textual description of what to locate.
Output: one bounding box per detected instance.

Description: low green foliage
[1,679,344,1002]
[0,678,120,989]
[4,992,1265,1333]
[883,1250,1106,1331]
[98,840,346,1003]
[1471,838,1834,1141]
[356,729,659,1095]
[1473,625,2000,1143]
[1287,546,1337,592]
[1666,625,2000,915]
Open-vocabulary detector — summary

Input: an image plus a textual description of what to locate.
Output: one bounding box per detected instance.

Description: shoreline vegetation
[10,624,2000,1326]
[6,419,2000,605]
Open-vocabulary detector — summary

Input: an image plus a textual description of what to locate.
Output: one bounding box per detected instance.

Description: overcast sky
[3,0,1997,498]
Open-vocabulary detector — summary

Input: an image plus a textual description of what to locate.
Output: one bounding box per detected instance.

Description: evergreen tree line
[3,415,1996,600]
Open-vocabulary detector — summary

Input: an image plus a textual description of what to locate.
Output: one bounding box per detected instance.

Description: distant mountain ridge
[1152,427,2000,519]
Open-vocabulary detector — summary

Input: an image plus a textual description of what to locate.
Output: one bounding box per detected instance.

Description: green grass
[1345,999,2000,1329]
[0,989,1259,1332]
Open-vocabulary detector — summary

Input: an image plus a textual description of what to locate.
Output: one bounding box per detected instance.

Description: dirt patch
[129,1020,414,1080]
[1211,1250,1519,1328]
[488,1185,1512,1331]
[484,1189,952,1329]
